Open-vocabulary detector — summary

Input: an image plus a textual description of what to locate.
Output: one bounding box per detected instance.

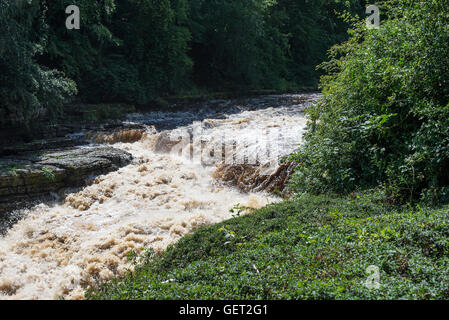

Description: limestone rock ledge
[0,146,132,213]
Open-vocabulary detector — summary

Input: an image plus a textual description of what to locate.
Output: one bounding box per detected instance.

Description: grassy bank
[87,193,449,300]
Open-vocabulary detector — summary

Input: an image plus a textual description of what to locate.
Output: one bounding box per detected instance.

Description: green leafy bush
[290,0,449,204]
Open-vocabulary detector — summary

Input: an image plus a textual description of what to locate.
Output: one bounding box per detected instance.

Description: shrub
[290,0,449,204]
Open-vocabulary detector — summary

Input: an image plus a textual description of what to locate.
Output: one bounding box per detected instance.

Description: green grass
[86,193,449,300]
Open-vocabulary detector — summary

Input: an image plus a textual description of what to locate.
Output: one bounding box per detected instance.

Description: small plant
[42,167,56,181]
[229,204,253,218]
[127,248,156,266]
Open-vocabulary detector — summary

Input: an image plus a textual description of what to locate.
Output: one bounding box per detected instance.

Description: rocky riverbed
[0,119,152,217]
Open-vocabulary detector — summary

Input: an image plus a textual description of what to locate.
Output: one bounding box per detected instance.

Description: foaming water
[0,93,319,300]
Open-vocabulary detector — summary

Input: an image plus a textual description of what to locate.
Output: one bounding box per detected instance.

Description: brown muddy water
[0,93,320,300]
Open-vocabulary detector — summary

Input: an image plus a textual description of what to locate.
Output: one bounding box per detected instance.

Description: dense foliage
[88,193,449,300]
[1,0,363,128]
[40,0,192,104]
[276,0,364,87]
[0,0,76,128]
[290,0,449,204]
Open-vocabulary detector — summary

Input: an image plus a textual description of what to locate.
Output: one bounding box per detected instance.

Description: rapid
[0,93,319,300]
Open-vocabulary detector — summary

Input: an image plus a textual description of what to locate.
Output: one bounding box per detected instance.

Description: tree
[0,0,76,128]
[188,0,290,91]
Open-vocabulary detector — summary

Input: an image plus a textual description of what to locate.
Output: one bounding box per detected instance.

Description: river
[0,93,320,299]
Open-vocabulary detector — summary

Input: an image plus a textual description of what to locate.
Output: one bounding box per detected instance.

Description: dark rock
[0,146,132,213]
[0,136,88,157]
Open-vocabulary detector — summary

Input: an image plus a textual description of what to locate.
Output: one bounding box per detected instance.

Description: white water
[0,94,318,300]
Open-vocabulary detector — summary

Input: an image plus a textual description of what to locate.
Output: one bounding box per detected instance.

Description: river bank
[88,193,449,300]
